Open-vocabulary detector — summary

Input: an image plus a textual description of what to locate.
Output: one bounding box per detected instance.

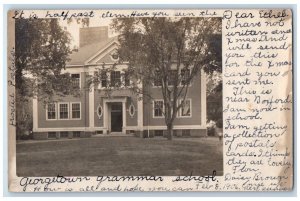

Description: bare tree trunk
[167,123,173,140]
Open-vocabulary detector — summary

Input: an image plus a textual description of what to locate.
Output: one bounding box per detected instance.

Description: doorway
[110,103,123,132]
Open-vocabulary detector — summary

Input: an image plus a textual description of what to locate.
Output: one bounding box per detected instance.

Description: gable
[66,36,118,66]
[87,42,119,64]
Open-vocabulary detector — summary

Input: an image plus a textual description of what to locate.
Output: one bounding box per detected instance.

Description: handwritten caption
[19,172,218,192]
[8,48,16,126]
[11,9,218,20]
[223,9,292,191]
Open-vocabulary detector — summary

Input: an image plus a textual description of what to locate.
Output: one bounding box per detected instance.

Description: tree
[15,18,77,137]
[15,18,78,100]
[90,17,221,140]
[207,71,222,122]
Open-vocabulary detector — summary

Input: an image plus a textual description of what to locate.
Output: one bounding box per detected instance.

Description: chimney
[79,26,109,48]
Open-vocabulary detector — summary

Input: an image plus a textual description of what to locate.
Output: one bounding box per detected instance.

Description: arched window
[129,104,135,117]
[97,104,103,118]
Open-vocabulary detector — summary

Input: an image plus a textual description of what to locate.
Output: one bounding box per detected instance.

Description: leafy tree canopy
[108,17,222,139]
[15,18,78,103]
[112,17,221,77]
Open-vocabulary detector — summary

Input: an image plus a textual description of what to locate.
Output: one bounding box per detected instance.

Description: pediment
[85,40,119,65]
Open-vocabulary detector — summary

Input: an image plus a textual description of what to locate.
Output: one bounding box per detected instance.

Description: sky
[59,18,117,48]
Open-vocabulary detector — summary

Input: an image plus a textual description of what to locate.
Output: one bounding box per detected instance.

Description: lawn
[16,137,223,176]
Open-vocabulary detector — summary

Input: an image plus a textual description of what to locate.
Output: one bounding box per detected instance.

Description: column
[89,71,95,130]
[122,101,126,133]
[137,94,143,131]
[32,97,38,132]
[137,80,143,132]
[201,69,207,127]
[103,100,108,134]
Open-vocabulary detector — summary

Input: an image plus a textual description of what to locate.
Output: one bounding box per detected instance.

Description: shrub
[216,119,223,128]
[19,133,33,140]
[207,120,216,136]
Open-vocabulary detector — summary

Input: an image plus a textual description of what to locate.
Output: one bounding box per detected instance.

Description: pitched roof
[67,36,117,66]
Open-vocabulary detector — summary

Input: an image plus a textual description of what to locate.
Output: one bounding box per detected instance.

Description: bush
[207,127,216,136]
[216,119,223,128]
[206,120,216,136]
[19,133,33,140]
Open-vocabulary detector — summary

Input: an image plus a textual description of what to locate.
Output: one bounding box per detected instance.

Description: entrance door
[110,103,123,132]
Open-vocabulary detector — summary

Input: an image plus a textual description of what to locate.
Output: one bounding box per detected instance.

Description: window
[73,131,81,138]
[124,71,130,86]
[153,71,162,87]
[97,104,103,118]
[96,130,103,135]
[111,51,119,60]
[154,130,164,137]
[179,99,191,117]
[153,100,164,117]
[71,103,81,119]
[71,74,80,88]
[181,69,190,85]
[173,130,177,137]
[59,103,69,119]
[48,132,56,138]
[129,103,135,117]
[60,131,68,138]
[47,103,56,120]
[111,103,122,111]
[168,70,177,86]
[110,71,121,87]
[182,129,191,136]
[101,72,107,88]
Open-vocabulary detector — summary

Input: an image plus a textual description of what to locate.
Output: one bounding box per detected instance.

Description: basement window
[48,132,56,138]
[60,132,68,138]
[154,130,164,137]
[182,129,191,137]
[73,131,81,138]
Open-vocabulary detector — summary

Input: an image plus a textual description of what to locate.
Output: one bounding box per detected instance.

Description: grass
[16,137,223,176]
